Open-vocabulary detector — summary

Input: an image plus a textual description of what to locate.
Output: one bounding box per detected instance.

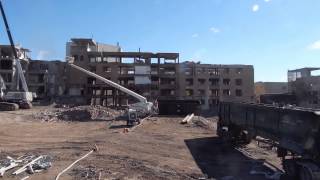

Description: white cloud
[252,4,259,12]
[264,0,271,2]
[210,27,221,33]
[192,33,199,38]
[37,50,50,60]
[308,40,320,50]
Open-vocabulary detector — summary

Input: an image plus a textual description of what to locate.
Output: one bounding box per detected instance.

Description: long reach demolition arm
[68,61,148,104]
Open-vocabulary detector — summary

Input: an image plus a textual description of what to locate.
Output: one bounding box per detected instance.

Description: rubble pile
[34,105,121,122]
[0,154,53,178]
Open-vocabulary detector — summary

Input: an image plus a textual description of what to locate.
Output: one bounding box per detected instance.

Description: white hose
[55,150,94,180]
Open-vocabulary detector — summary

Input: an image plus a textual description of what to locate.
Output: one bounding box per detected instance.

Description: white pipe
[55,150,94,180]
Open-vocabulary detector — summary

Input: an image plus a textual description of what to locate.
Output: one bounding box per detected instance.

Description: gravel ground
[0,106,282,180]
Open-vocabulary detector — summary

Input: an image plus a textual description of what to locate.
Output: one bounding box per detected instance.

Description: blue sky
[0,0,320,82]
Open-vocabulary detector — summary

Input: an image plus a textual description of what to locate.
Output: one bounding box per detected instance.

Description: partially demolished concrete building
[65,38,254,110]
[27,60,67,99]
[288,67,320,108]
[0,39,255,110]
[0,45,30,91]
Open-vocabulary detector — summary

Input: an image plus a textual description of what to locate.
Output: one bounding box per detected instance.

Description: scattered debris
[55,145,98,180]
[34,105,120,122]
[181,113,194,124]
[191,116,215,129]
[71,165,103,179]
[0,157,18,177]
[21,176,30,180]
[0,154,53,178]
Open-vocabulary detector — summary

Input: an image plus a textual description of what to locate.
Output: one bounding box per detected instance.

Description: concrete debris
[0,158,18,177]
[0,154,53,177]
[191,116,215,129]
[34,105,120,122]
[21,176,30,180]
[181,113,194,124]
[71,165,102,179]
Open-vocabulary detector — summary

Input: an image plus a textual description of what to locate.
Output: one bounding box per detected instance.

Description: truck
[218,101,320,180]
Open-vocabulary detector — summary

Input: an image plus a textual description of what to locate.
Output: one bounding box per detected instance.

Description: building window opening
[185,89,194,96]
[223,79,230,85]
[223,89,231,96]
[235,79,242,86]
[186,78,194,86]
[236,89,242,97]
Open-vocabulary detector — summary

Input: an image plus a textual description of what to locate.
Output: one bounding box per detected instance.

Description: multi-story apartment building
[0,45,30,91]
[288,67,320,108]
[178,62,254,109]
[66,38,254,110]
[0,39,254,110]
[27,60,67,99]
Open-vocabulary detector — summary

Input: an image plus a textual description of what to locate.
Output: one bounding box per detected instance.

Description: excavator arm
[67,59,154,125]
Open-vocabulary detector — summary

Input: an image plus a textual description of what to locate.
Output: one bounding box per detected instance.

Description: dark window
[223,79,230,85]
[73,55,78,61]
[209,78,219,85]
[0,60,12,69]
[37,86,45,94]
[87,77,96,85]
[223,89,231,96]
[89,66,96,72]
[1,73,12,83]
[198,89,205,96]
[103,67,111,73]
[38,74,45,83]
[186,89,193,96]
[235,79,242,86]
[161,89,175,96]
[198,79,206,85]
[80,55,84,61]
[211,89,219,96]
[200,99,205,105]
[186,78,194,86]
[236,89,242,96]
[39,64,48,70]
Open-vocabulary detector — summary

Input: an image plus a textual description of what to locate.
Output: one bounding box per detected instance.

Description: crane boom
[68,63,147,104]
[0,0,28,92]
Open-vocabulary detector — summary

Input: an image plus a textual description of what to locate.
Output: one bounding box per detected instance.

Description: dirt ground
[0,106,282,180]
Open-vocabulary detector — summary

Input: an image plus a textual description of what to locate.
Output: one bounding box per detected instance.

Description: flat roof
[87,51,179,59]
[71,38,96,46]
[288,67,320,72]
[0,45,31,52]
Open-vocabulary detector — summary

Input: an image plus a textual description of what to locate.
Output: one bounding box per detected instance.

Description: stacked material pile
[34,105,120,122]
